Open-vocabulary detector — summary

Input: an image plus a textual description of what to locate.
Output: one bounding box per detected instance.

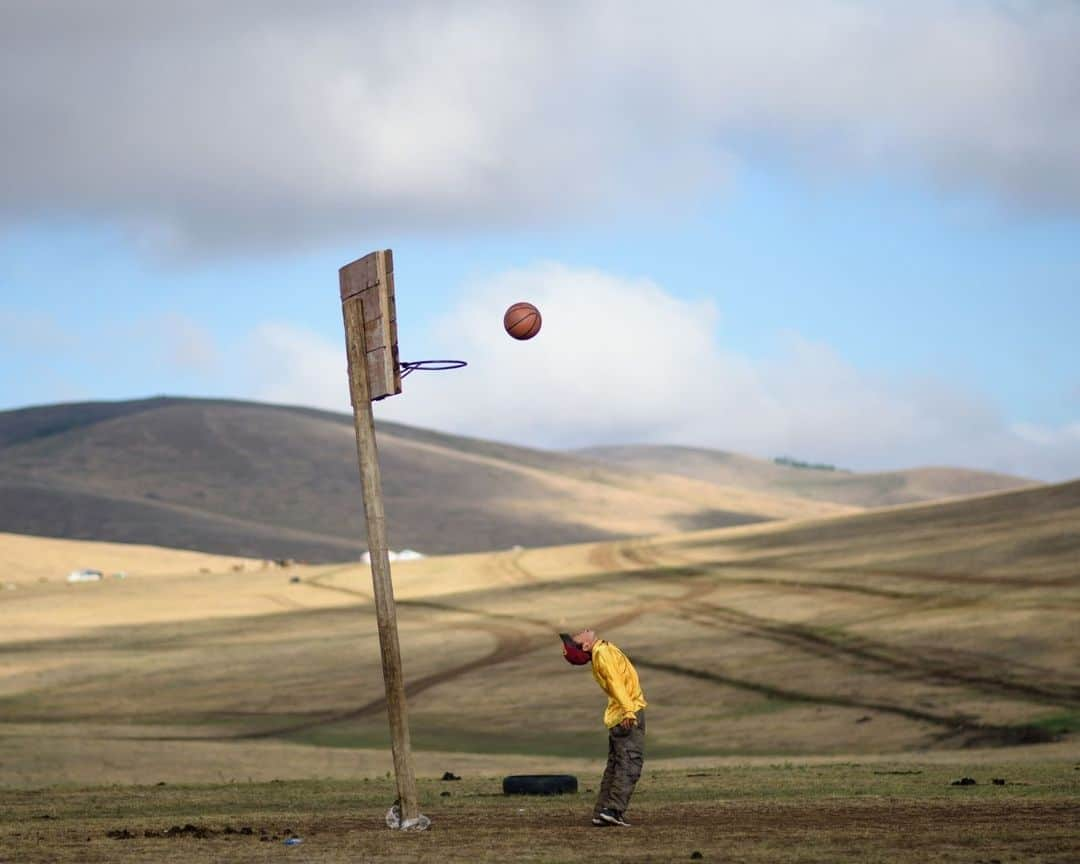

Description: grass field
[2,480,1078,860]
[577,444,1036,508]
[3,762,1078,863]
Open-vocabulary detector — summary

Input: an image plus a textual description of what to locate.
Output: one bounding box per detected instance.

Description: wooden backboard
[339,249,402,401]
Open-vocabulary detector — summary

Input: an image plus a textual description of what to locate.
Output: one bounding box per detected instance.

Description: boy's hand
[620,717,636,730]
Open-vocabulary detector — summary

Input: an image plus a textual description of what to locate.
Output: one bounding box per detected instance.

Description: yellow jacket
[590,640,647,729]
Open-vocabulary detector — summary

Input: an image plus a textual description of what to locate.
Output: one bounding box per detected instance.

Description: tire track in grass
[135,552,1063,746]
[617,540,921,599]
[621,538,1080,704]
[303,564,367,597]
[229,554,930,739]
[630,533,1080,594]
[676,602,1080,708]
[231,571,723,740]
[719,557,1078,589]
[257,593,306,611]
[631,657,1057,746]
[612,540,1069,740]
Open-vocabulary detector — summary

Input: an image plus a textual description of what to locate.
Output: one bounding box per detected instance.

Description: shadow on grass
[282,719,735,760]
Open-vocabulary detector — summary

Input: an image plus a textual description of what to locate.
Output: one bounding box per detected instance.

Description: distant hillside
[575,444,1036,508]
[0,398,850,561]
[4,471,1077,788]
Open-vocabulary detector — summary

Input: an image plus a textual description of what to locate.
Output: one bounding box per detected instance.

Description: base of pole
[385,803,431,832]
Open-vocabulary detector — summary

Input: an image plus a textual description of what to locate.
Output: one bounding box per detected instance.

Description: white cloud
[1,1,1078,253]
[244,263,1080,481]
[1014,421,1080,447]
[244,321,350,411]
[154,313,220,375]
[1002,422,1080,480]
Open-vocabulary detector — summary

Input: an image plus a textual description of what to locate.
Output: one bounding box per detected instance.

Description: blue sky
[1,2,1078,479]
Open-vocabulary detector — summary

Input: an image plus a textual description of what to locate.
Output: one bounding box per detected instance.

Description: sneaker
[598,808,630,827]
[591,816,606,826]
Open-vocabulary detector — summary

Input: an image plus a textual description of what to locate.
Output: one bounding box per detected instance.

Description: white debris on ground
[385,804,431,832]
[66,569,103,583]
[361,549,425,564]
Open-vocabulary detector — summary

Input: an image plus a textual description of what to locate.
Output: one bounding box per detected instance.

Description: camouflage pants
[594,710,646,815]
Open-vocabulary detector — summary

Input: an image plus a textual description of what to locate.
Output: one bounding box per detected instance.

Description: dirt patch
[107,823,299,842]
[7,768,1080,864]
[290,799,1080,864]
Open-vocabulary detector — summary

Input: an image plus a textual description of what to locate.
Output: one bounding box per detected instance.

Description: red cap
[559,633,591,665]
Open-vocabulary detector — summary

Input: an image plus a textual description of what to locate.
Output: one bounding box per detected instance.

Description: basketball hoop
[399,360,467,378]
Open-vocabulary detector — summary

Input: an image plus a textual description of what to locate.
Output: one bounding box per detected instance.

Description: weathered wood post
[338,250,419,824]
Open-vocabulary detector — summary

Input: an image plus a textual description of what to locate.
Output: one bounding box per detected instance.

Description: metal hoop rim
[400,359,468,378]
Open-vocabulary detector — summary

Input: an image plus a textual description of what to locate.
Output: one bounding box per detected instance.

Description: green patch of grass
[285,720,725,760]
[719,695,802,720]
[282,717,778,760]
[1028,711,1080,736]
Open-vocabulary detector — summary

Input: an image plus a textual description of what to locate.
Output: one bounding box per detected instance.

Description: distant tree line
[773,456,838,472]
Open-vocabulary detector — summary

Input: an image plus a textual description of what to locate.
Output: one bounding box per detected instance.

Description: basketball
[503,302,542,340]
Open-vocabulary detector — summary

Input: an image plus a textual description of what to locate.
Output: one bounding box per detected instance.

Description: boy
[560,629,647,827]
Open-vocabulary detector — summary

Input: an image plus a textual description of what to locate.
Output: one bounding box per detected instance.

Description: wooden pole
[340,289,420,823]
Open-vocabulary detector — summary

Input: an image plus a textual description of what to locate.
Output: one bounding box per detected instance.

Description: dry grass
[1,481,1078,792]
[0,532,258,586]
[0,398,855,562]
[3,764,1078,863]
[576,444,1037,507]
[381,423,859,534]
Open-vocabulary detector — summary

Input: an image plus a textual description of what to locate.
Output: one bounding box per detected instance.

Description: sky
[1,1,1078,481]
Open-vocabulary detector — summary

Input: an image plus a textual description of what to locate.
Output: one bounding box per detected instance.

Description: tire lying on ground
[502,774,578,795]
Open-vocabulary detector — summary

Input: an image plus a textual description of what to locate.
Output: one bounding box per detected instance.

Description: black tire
[502,774,578,795]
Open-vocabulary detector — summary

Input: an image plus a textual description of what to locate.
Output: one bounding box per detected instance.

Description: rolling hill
[1,478,1077,787]
[0,397,851,561]
[575,444,1036,508]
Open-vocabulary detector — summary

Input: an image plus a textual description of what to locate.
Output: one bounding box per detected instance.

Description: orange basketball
[503,301,542,340]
